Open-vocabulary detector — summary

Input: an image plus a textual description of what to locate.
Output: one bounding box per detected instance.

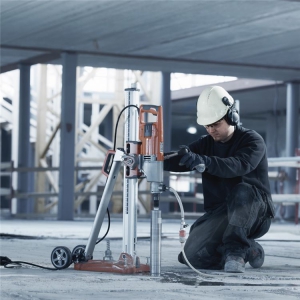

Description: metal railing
[1,156,300,221]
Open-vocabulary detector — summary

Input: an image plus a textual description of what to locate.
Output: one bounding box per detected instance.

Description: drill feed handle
[102,150,115,177]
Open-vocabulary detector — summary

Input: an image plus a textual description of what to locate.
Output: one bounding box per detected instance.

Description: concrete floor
[0,217,299,300]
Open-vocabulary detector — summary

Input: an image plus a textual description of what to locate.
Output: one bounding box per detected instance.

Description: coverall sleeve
[188,132,266,178]
[203,134,265,178]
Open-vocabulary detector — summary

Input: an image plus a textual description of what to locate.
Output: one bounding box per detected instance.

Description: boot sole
[224,260,245,273]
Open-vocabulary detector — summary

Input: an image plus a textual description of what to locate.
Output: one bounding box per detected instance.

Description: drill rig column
[151,192,162,277]
[139,105,164,276]
[123,84,140,258]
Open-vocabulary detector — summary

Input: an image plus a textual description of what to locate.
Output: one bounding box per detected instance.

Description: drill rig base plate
[74,253,150,274]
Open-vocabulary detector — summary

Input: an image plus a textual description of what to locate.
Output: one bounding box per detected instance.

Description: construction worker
[164,86,275,273]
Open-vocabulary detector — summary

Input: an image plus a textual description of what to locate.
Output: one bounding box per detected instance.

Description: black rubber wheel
[72,245,86,262]
[51,246,72,269]
[72,245,86,256]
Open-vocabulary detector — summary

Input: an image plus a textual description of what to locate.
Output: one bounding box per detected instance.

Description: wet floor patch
[0,233,43,240]
[160,272,300,287]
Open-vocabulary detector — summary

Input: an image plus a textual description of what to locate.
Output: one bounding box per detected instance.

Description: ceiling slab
[1,0,300,81]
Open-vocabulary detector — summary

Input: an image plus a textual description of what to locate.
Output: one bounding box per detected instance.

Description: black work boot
[224,255,245,273]
[178,252,185,264]
[246,241,265,268]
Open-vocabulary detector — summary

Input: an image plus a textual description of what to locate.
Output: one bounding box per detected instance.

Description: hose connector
[179,228,186,244]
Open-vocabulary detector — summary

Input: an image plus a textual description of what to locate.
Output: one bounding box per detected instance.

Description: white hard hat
[197,86,234,126]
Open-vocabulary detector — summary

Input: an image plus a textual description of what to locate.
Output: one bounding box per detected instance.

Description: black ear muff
[222,97,240,126]
[226,106,240,126]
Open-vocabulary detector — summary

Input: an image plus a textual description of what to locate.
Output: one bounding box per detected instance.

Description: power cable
[1,256,59,270]
[1,105,139,270]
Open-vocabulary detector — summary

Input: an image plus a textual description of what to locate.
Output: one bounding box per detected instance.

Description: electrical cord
[1,105,139,271]
[0,256,59,270]
[1,105,140,271]
[98,104,138,241]
[0,207,111,270]
[96,208,110,244]
[113,104,139,151]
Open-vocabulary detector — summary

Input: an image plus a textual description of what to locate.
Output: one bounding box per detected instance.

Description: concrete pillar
[35,64,48,213]
[285,82,299,194]
[58,52,77,220]
[11,70,20,214]
[17,64,33,214]
[161,72,171,213]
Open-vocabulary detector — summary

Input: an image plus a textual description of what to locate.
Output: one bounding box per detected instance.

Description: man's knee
[227,183,254,205]
[226,183,265,229]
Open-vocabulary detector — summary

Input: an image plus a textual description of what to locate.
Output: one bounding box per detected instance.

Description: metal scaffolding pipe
[286,83,299,157]
[285,82,299,194]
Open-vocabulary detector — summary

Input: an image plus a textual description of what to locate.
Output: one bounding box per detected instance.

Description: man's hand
[179,146,206,172]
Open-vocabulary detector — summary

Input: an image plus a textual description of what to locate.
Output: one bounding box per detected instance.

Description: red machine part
[74,253,150,274]
[139,105,164,161]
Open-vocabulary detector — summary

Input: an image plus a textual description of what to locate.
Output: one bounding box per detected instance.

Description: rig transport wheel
[51,246,72,269]
[72,245,87,262]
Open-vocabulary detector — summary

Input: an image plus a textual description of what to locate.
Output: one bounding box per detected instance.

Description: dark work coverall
[164,126,274,269]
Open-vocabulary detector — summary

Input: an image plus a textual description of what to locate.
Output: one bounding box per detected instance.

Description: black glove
[179,146,206,172]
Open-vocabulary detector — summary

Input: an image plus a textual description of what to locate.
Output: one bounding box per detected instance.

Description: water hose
[167,186,232,279]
